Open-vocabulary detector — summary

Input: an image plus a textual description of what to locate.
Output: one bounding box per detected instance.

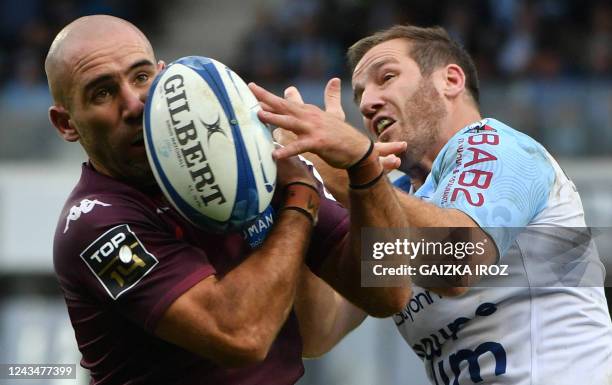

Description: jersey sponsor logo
[465,119,497,134]
[394,290,442,324]
[243,205,275,249]
[443,342,507,384]
[408,302,506,384]
[64,199,111,233]
[80,224,158,299]
[441,132,500,207]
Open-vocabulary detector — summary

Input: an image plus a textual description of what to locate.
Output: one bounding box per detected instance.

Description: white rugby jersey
[392,118,612,385]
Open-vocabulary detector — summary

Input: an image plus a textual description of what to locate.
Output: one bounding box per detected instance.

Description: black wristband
[281,206,315,225]
[347,140,375,170]
[283,181,319,195]
[349,169,385,190]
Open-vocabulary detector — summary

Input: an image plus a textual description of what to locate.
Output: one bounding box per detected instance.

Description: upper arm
[56,198,219,352]
[155,275,265,366]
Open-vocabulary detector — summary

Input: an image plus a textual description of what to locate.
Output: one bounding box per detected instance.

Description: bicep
[155,274,259,366]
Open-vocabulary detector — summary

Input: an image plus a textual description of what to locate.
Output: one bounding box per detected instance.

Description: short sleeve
[426,122,555,257]
[54,197,216,332]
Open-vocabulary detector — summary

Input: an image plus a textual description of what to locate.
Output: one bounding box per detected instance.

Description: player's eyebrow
[352,58,397,104]
[82,59,155,96]
[127,59,155,73]
[83,74,113,97]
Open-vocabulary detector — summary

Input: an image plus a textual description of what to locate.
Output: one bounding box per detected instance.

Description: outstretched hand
[249,79,371,169]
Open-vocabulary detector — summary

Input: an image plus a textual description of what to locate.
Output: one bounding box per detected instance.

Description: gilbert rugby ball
[144,56,276,232]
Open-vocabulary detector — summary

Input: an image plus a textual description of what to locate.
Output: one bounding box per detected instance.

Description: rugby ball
[144,56,276,232]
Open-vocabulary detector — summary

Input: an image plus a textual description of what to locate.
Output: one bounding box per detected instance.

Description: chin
[122,162,156,186]
[397,151,422,173]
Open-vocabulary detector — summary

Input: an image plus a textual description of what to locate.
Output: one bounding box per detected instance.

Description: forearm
[340,175,412,316]
[394,190,495,257]
[395,189,476,227]
[156,210,312,365]
[295,267,367,357]
[212,210,311,346]
[310,147,412,316]
[156,160,323,366]
[393,190,497,294]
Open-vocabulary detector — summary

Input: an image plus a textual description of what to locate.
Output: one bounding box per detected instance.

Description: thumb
[324,77,345,120]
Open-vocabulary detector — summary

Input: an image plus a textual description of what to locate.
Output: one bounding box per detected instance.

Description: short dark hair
[347,25,480,105]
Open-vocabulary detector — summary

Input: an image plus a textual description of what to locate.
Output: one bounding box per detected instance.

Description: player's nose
[359,87,384,121]
[121,84,145,121]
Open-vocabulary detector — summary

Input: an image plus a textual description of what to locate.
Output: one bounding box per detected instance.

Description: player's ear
[441,64,466,99]
[157,60,166,72]
[49,105,79,142]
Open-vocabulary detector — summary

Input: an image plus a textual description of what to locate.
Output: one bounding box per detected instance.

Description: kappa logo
[156,206,171,214]
[64,199,111,233]
[80,224,158,299]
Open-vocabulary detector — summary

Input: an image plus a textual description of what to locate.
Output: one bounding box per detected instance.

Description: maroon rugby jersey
[53,163,349,384]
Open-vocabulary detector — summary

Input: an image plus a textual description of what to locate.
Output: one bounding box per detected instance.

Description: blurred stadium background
[0,0,610,384]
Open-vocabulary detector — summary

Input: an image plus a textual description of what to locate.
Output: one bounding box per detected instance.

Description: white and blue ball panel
[144,56,275,232]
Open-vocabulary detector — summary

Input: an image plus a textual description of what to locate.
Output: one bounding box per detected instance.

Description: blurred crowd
[0,0,162,107]
[237,0,611,83]
[0,0,609,159]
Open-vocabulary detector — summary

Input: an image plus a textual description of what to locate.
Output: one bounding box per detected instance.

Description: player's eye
[92,88,111,103]
[382,73,395,82]
[134,73,149,85]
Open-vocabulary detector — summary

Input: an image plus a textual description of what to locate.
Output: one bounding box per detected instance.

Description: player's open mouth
[373,117,396,137]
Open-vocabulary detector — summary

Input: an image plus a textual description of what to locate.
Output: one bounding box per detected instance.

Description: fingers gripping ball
[144,56,276,232]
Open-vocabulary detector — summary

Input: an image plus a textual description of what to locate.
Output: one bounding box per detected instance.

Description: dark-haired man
[253,25,612,385]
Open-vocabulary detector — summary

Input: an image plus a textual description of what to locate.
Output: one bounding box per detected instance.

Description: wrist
[347,140,375,169]
[281,182,320,225]
[347,142,384,189]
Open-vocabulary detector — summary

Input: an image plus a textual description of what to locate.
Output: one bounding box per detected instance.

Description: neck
[407,101,482,186]
[89,159,158,190]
